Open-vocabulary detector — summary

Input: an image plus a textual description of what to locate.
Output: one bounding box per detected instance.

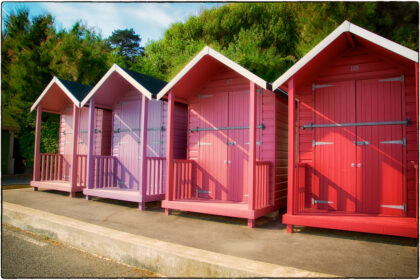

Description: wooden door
[196,93,228,200]
[77,107,89,155]
[113,99,141,190]
[313,81,357,212]
[147,100,165,157]
[356,78,405,215]
[61,107,73,181]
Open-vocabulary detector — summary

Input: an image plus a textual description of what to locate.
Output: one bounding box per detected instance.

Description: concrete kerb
[3,202,336,278]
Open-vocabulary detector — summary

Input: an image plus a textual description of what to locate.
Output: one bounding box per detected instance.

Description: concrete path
[3,188,418,277]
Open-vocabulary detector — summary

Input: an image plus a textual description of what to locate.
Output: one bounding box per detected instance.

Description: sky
[2,2,223,45]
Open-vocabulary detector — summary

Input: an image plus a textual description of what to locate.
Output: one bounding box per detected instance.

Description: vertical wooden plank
[33,106,42,181]
[139,95,149,203]
[248,82,257,210]
[287,77,296,221]
[40,155,45,181]
[165,91,175,201]
[70,104,80,193]
[415,62,418,221]
[87,99,95,190]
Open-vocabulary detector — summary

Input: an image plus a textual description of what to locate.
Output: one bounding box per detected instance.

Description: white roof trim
[80,64,153,107]
[156,46,268,100]
[272,20,419,90]
[30,77,80,112]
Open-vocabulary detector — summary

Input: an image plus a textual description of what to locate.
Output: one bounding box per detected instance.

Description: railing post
[139,94,149,210]
[33,105,42,184]
[86,98,95,193]
[69,104,80,197]
[287,77,296,233]
[165,91,175,204]
[248,82,257,211]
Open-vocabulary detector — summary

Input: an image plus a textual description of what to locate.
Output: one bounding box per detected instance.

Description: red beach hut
[30,77,111,197]
[81,64,187,209]
[156,46,288,227]
[272,21,419,238]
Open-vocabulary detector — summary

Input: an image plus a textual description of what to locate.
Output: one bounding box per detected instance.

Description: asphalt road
[1,224,157,278]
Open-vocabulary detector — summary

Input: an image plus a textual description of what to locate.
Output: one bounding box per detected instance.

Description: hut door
[355,78,404,216]
[313,81,357,212]
[147,100,165,157]
[77,108,89,155]
[60,107,74,181]
[113,99,141,190]
[197,92,228,200]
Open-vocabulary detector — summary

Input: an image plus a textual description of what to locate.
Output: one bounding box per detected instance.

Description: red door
[196,93,228,199]
[313,81,357,212]
[356,78,404,216]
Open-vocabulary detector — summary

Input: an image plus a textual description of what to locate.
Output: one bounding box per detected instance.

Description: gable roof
[30,77,92,112]
[156,46,269,100]
[81,64,167,107]
[272,20,419,90]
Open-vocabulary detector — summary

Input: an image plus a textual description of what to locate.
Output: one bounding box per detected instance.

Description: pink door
[147,100,165,157]
[77,108,89,155]
[196,93,228,200]
[313,81,357,212]
[60,107,74,181]
[112,99,141,190]
[356,78,405,216]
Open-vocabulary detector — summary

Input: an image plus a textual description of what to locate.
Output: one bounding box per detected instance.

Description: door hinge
[380,204,406,212]
[244,141,262,146]
[257,88,263,94]
[312,140,334,147]
[312,198,333,205]
[198,94,213,99]
[379,75,404,83]
[312,84,333,90]
[354,141,370,146]
[198,141,212,146]
[224,160,231,164]
[380,138,406,146]
[227,141,237,145]
[197,190,211,194]
[94,129,102,134]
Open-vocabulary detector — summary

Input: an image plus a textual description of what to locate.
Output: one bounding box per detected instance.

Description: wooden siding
[296,46,418,217]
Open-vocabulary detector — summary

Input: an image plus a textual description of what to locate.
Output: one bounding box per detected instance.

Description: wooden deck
[283,213,418,238]
[83,188,165,203]
[30,180,84,193]
[162,199,275,220]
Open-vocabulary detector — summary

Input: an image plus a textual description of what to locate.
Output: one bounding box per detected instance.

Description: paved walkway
[3,188,418,277]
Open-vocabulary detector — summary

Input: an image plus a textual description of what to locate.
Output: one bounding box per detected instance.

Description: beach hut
[156,46,288,227]
[272,21,419,238]
[81,64,187,209]
[30,77,112,197]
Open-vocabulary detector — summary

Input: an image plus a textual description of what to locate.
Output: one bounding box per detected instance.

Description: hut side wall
[296,46,417,216]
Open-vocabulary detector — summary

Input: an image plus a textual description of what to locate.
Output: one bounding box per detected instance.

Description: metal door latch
[351,163,362,167]
[380,138,406,145]
[224,160,231,164]
[380,204,406,212]
[354,141,370,146]
[312,140,334,147]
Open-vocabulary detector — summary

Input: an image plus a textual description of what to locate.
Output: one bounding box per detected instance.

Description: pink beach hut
[30,77,112,197]
[156,46,288,227]
[81,64,187,209]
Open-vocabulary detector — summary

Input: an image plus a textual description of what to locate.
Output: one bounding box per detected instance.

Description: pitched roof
[156,46,270,100]
[81,64,167,107]
[272,20,419,90]
[2,111,20,130]
[30,77,92,111]
[56,78,93,102]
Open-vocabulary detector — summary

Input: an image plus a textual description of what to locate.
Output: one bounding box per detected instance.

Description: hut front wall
[296,46,417,217]
[186,67,280,204]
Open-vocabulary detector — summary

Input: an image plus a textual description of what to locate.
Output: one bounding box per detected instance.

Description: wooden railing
[294,163,306,213]
[92,155,116,189]
[76,155,87,187]
[173,159,194,200]
[40,153,62,181]
[253,161,271,209]
[146,157,166,196]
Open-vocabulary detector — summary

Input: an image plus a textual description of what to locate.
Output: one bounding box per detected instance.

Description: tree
[107,28,144,66]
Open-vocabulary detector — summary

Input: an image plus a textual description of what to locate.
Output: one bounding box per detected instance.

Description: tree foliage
[1,3,418,170]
